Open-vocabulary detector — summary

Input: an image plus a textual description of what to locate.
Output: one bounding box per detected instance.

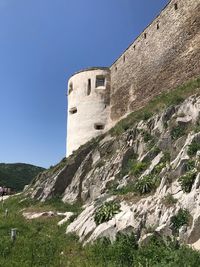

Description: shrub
[120,153,138,177]
[188,140,200,157]
[171,209,190,233]
[178,170,197,193]
[152,162,166,175]
[162,193,177,207]
[171,126,186,140]
[185,160,195,172]
[151,146,161,155]
[134,175,158,195]
[94,201,121,225]
[130,162,149,177]
[141,130,153,143]
[163,151,171,163]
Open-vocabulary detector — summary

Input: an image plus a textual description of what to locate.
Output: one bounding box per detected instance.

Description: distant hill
[0,163,45,192]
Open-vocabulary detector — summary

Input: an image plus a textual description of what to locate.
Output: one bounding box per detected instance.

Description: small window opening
[68,83,73,95]
[174,3,178,10]
[87,79,91,95]
[133,45,136,51]
[123,55,126,63]
[144,33,147,39]
[115,66,118,72]
[69,107,77,114]
[157,23,160,30]
[96,76,105,88]
[94,123,105,130]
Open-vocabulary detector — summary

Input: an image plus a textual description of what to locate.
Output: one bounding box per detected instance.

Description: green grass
[110,77,200,136]
[0,196,200,266]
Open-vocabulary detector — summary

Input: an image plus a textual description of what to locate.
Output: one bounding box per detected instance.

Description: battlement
[66,0,200,157]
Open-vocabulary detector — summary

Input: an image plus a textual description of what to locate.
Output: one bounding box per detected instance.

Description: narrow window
[94,123,105,130]
[87,79,91,95]
[68,83,73,95]
[96,76,105,88]
[133,45,136,51]
[115,66,118,72]
[174,3,178,10]
[69,107,77,114]
[157,23,160,30]
[144,33,147,39]
[123,55,126,63]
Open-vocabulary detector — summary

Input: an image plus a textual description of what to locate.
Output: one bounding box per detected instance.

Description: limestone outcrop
[26,94,200,246]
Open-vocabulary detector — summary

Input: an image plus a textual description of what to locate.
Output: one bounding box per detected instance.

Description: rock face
[27,94,200,246]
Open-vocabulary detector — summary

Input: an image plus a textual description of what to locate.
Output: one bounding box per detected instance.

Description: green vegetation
[152,162,166,175]
[0,163,45,191]
[134,175,159,195]
[110,77,200,136]
[178,170,197,193]
[112,174,160,196]
[185,159,196,172]
[188,140,200,157]
[170,125,186,140]
[130,162,149,177]
[94,201,121,225]
[162,193,177,207]
[0,197,199,266]
[88,234,200,267]
[141,130,153,143]
[171,209,191,234]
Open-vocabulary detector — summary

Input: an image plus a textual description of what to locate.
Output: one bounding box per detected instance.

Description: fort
[66,0,200,157]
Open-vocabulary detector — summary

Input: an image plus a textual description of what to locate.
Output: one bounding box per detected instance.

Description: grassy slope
[0,163,45,191]
[0,196,200,267]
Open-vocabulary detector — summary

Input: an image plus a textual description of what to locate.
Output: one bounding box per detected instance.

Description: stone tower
[66,67,111,157]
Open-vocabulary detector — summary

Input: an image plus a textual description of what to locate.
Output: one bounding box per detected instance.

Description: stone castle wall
[66,0,200,156]
[110,0,200,123]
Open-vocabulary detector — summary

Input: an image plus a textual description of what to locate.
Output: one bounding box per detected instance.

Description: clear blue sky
[0,0,168,168]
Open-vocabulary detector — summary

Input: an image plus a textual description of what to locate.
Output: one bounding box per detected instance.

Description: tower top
[69,67,110,79]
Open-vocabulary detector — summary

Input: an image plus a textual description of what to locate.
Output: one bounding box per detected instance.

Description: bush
[185,160,196,172]
[134,175,159,195]
[162,193,177,207]
[171,126,186,140]
[94,201,121,225]
[178,170,197,193]
[188,140,200,157]
[171,209,190,233]
[141,130,153,143]
[152,162,166,175]
[130,162,149,177]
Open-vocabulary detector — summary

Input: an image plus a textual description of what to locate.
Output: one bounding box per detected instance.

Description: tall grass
[0,196,200,266]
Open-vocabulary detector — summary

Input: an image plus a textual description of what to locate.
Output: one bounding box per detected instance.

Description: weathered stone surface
[110,0,200,122]
[27,95,200,247]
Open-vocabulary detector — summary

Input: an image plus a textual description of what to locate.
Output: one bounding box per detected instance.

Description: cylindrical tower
[66,67,111,157]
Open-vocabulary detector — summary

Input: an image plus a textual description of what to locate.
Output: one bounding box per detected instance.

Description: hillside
[26,78,200,248]
[0,77,199,266]
[0,163,45,191]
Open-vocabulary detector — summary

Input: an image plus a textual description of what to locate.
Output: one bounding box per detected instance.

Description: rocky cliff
[26,81,200,247]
